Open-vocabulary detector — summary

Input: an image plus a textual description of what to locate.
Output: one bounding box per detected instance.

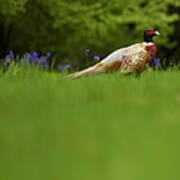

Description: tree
[0,0,27,56]
[0,0,180,63]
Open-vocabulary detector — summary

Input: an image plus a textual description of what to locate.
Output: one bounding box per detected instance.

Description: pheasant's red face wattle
[146,29,156,36]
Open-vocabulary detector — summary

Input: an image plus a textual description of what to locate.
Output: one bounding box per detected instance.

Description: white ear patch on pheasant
[69,29,160,78]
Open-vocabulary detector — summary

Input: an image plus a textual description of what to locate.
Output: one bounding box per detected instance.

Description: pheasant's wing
[101,43,150,72]
[102,43,145,64]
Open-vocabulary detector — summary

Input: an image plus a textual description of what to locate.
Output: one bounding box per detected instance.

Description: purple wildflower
[30,52,39,62]
[22,52,49,69]
[46,52,52,57]
[56,64,71,71]
[23,53,31,61]
[93,55,101,62]
[6,50,14,59]
[3,50,14,72]
[35,56,49,70]
[37,57,47,64]
[31,52,39,57]
[152,57,161,68]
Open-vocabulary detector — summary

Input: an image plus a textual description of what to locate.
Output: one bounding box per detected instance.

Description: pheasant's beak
[155,31,160,36]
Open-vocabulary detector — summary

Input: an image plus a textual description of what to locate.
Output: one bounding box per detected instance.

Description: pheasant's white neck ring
[143,42,154,45]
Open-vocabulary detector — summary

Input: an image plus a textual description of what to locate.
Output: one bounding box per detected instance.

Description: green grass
[0,66,180,180]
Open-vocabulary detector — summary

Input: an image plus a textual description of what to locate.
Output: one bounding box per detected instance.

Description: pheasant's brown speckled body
[69,29,159,78]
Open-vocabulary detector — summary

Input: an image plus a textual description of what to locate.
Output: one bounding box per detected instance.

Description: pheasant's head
[144,29,160,43]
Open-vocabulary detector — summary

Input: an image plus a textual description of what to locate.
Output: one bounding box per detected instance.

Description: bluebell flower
[46,52,52,57]
[56,64,71,71]
[6,50,14,59]
[24,53,31,61]
[37,57,46,64]
[93,55,101,62]
[151,57,161,68]
[31,52,38,57]
[30,52,39,62]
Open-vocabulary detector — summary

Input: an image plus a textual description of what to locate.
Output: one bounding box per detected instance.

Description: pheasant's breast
[145,44,157,59]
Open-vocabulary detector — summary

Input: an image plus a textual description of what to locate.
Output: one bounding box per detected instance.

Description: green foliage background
[0,0,180,61]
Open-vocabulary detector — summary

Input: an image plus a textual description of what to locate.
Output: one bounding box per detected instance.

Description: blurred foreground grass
[0,67,180,180]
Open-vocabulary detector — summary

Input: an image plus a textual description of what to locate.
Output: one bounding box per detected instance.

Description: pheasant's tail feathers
[67,67,93,79]
[68,63,105,79]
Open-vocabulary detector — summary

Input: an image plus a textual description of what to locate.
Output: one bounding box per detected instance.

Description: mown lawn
[0,67,180,180]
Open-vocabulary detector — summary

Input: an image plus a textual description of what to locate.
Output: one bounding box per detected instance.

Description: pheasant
[69,29,160,78]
